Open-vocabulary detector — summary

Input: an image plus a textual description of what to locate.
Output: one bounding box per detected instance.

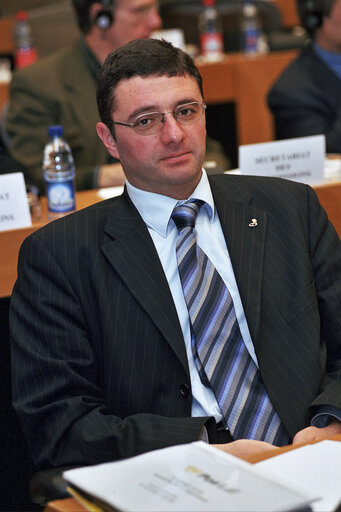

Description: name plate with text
[239,135,325,186]
[0,173,32,232]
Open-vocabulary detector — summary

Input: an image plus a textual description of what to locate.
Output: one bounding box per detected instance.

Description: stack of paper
[257,440,341,512]
[63,441,316,512]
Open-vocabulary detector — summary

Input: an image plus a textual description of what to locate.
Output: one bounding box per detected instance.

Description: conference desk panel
[1,180,340,299]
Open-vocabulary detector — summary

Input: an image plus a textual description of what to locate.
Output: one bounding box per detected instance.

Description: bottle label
[15,47,38,69]
[244,28,260,53]
[45,180,75,213]
[200,32,224,56]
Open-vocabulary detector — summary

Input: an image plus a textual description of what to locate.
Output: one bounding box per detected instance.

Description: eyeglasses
[113,102,207,135]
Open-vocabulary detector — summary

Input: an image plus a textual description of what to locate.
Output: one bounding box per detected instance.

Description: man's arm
[10,230,209,469]
[299,185,341,436]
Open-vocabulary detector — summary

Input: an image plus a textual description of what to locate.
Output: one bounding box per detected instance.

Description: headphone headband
[297,0,334,32]
[95,0,114,30]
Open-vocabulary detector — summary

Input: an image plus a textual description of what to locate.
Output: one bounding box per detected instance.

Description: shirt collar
[126,169,215,237]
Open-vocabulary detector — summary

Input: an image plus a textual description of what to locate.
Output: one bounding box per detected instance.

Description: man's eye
[135,117,155,128]
[135,6,149,15]
[135,115,158,130]
[177,107,195,118]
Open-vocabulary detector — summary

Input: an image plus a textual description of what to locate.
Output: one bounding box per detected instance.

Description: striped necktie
[172,200,289,445]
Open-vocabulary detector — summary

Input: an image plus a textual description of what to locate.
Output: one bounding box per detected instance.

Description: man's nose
[147,7,162,30]
[159,113,185,143]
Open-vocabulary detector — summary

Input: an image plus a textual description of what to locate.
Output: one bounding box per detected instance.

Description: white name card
[0,172,32,232]
[239,135,325,186]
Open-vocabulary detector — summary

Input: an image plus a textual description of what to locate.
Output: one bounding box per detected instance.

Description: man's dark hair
[97,38,204,136]
[72,0,115,34]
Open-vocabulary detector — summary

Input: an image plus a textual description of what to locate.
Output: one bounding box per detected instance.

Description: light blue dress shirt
[126,170,256,423]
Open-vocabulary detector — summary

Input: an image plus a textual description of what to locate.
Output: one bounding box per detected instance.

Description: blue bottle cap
[48,125,64,138]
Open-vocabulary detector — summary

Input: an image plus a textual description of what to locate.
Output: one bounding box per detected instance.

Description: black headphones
[95,0,114,30]
[296,0,335,32]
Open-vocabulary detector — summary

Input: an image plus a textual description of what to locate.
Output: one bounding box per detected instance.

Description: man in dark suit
[10,38,341,470]
[267,0,341,153]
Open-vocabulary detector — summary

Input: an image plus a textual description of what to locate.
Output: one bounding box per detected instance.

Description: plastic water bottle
[43,126,76,219]
[14,10,38,69]
[198,0,224,61]
[240,2,268,55]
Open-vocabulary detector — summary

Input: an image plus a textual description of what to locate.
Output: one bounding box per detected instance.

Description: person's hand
[212,439,279,458]
[98,163,126,188]
[293,421,341,445]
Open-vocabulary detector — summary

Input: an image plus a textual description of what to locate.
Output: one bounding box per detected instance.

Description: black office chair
[29,468,72,507]
[0,298,41,511]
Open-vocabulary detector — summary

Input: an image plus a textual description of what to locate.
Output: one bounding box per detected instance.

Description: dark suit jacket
[10,174,341,469]
[267,44,341,153]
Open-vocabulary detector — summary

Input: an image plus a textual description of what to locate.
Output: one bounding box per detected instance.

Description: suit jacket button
[180,383,190,398]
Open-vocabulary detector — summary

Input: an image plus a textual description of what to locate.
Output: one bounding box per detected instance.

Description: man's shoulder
[268,44,329,96]
[209,173,310,208]
[11,40,85,87]
[210,172,307,192]
[29,190,139,244]
[31,196,117,242]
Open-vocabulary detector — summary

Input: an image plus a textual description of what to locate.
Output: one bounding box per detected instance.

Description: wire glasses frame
[112,102,207,135]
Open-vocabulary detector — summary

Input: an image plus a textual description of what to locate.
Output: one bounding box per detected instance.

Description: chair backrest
[0,102,9,149]
[159,0,282,52]
[0,297,39,511]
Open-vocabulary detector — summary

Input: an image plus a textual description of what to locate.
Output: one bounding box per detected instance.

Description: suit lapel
[100,177,268,378]
[101,192,189,373]
[209,176,267,350]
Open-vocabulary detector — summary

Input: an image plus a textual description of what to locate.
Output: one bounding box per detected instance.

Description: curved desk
[1,181,341,299]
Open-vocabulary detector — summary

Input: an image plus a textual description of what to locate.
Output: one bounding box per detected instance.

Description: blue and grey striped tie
[172,200,289,445]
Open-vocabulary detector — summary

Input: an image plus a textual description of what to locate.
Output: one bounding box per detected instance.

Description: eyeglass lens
[133,102,205,134]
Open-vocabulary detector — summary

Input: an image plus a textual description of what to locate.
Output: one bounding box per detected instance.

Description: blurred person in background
[5,0,162,193]
[268,0,341,153]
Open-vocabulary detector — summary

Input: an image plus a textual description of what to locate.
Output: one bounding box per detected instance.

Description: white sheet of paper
[257,440,341,512]
[97,186,124,200]
[64,442,315,512]
[0,172,31,232]
[239,135,325,186]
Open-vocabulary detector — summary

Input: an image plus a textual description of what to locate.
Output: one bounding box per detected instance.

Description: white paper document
[257,440,341,512]
[63,441,316,512]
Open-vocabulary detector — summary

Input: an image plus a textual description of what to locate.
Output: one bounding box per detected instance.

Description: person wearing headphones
[5,0,162,193]
[267,0,341,153]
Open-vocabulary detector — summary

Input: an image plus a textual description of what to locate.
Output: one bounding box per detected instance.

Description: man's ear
[96,122,119,159]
